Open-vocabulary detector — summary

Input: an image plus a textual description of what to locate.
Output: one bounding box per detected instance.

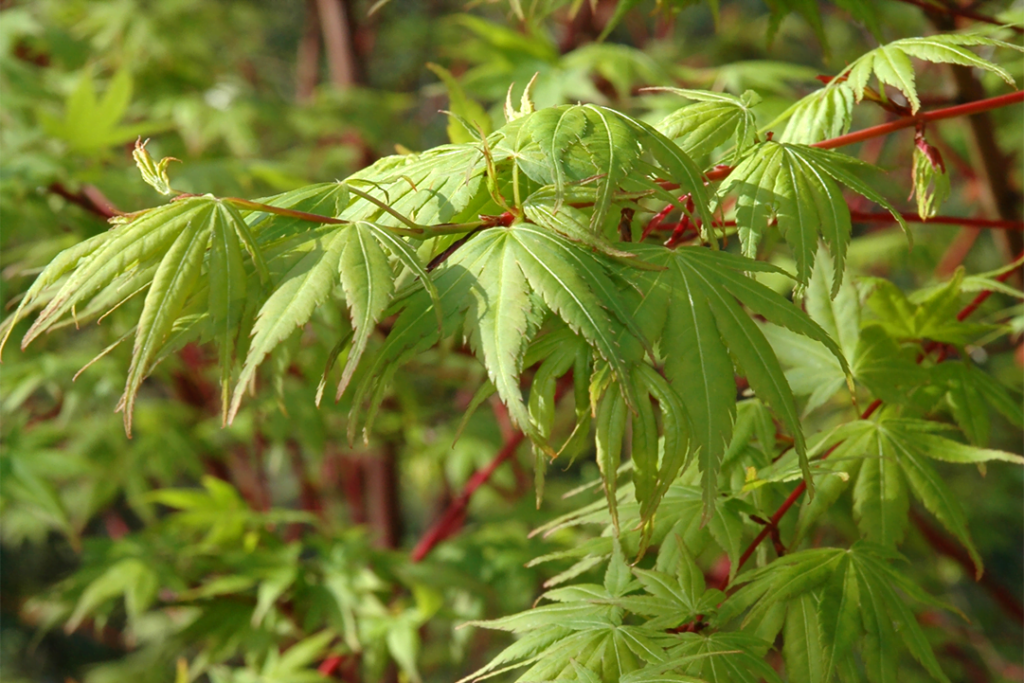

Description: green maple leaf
[40,67,167,155]
[763,249,926,413]
[653,88,761,164]
[864,270,995,345]
[840,34,1020,114]
[775,83,856,145]
[613,244,848,515]
[815,415,1024,577]
[5,198,269,435]
[718,142,905,290]
[718,542,960,683]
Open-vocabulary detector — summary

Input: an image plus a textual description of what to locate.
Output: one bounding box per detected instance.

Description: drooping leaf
[120,204,215,435]
[784,593,827,683]
[718,142,904,288]
[527,330,585,494]
[613,244,846,513]
[852,432,910,548]
[818,556,862,682]
[462,229,547,449]
[634,363,692,520]
[630,367,662,529]
[335,222,397,399]
[209,204,250,415]
[911,139,950,219]
[18,199,210,350]
[509,223,638,400]
[596,385,628,532]
[346,228,496,441]
[231,229,348,422]
[852,550,951,683]
[853,552,900,683]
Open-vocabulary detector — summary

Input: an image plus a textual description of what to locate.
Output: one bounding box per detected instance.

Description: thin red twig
[410,431,526,562]
[48,182,123,220]
[814,92,1024,150]
[849,211,1024,231]
[411,375,573,562]
[642,198,680,240]
[644,211,1024,237]
[732,398,882,575]
[957,279,1006,321]
[660,92,1024,195]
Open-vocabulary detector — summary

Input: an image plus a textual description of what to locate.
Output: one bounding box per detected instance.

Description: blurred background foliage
[0,1,1021,682]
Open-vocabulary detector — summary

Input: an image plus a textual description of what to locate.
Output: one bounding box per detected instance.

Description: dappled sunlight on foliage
[2,1,1022,682]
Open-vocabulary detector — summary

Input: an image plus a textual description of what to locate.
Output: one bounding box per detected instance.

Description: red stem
[813,92,1024,151]
[410,431,526,562]
[957,261,1019,321]
[642,200,679,240]
[646,211,1023,236]
[733,398,882,574]
[411,376,574,562]
[849,211,1024,231]
[48,182,122,220]
[667,92,1024,193]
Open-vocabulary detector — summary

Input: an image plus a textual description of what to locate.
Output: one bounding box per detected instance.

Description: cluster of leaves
[73,477,451,683]
[468,535,966,683]
[3,1,1023,682]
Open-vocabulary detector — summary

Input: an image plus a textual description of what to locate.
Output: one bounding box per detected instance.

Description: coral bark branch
[814,92,1024,150]
[410,431,526,562]
[849,212,1024,230]
[732,399,882,577]
[411,376,572,562]
[48,182,122,220]
[686,92,1024,188]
